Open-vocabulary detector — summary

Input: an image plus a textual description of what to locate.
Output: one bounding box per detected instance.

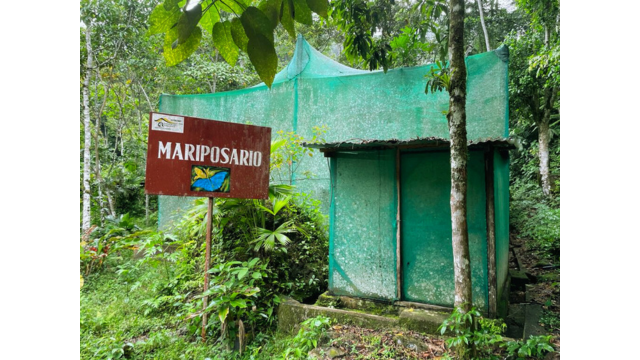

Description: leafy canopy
[148,0,329,88]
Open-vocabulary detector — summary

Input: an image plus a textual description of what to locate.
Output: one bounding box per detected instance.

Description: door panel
[400,151,488,310]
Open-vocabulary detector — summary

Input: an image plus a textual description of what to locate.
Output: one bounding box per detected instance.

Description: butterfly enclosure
[155,36,513,316]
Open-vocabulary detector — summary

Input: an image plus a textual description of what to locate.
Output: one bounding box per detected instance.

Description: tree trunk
[94,82,111,225]
[82,24,94,234]
[538,87,558,197]
[448,0,473,313]
[537,114,550,197]
[477,0,491,51]
[107,190,117,217]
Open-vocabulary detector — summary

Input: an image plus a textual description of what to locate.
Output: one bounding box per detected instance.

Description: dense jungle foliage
[80,0,560,358]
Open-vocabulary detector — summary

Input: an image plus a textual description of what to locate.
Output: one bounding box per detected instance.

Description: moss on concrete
[279,298,399,335]
[314,292,398,316]
[339,296,398,316]
[398,309,451,335]
[279,298,452,337]
[315,292,341,308]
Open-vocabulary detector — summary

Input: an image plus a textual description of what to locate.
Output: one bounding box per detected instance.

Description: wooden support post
[485,149,497,318]
[202,197,214,340]
[145,194,149,227]
[396,148,402,300]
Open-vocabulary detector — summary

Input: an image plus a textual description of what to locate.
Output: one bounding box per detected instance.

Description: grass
[81,254,223,359]
[80,252,324,360]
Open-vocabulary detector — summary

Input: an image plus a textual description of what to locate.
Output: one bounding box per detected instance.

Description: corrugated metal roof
[302,137,520,151]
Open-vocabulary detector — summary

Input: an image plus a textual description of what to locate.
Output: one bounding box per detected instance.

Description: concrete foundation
[277,296,450,336]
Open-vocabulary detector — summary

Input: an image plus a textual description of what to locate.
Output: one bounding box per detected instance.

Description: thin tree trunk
[146,194,149,226]
[82,24,94,234]
[544,25,549,48]
[94,82,111,225]
[538,113,550,197]
[538,87,558,197]
[448,0,473,314]
[477,0,491,51]
[107,190,117,218]
[537,24,555,198]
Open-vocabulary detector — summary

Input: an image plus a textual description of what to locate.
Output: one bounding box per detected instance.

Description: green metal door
[400,151,489,311]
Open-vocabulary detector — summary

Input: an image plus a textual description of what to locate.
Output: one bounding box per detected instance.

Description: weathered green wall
[494,150,510,302]
[400,150,488,311]
[329,150,398,300]
[328,149,491,310]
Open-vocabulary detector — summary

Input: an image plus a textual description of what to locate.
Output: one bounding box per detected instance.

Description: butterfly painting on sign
[190,165,230,193]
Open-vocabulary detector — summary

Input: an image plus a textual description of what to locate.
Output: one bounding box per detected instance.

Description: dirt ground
[309,324,450,359]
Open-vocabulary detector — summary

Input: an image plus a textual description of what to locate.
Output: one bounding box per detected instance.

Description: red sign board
[144,112,271,199]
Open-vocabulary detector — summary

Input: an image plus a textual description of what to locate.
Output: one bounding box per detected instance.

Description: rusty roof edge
[302,137,521,151]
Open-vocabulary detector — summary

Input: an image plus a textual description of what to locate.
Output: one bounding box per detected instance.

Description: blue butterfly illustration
[192,171,229,192]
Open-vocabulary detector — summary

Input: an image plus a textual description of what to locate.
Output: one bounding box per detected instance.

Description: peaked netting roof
[271,35,369,83]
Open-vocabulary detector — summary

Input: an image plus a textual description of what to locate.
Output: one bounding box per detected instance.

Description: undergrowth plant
[279,315,332,359]
[439,307,555,360]
[505,335,555,359]
[438,307,506,360]
[80,213,151,277]
[510,173,560,258]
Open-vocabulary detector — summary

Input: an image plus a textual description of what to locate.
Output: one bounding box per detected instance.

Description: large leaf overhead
[292,0,313,25]
[305,0,328,18]
[247,34,278,88]
[147,0,330,87]
[258,0,282,29]
[241,7,275,43]
[199,6,221,32]
[230,17,249,53]
[148,4,181,35]
[177,3,203,44]
[163,26,202,66]
[280,0,296,39]
[212,21,239,66]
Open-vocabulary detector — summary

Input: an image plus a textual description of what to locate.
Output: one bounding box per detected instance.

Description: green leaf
[148,3,181,35]
[305,0,328,18]
[199,4,221,33]
[212,21,239,66]
[274,232,291,246]
[272,195,290,215]
[218,305,229,323]
[292,0,312,25]
[240,6,275,43]
[257,204,275,216]
[258,0,281,29]
[237,268,249,279]
[230,299,247,308]
[280,0,296,39]
[163,26,202,66]
[247,34,277,88]
[163,0,181,11]
[217,0,248,14]
[230,17,249,53]
[248,258,260,267]
[177,4,203,44]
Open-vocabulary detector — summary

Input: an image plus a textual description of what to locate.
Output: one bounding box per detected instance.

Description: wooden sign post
[202,197,213,340]
[144,112,271,341]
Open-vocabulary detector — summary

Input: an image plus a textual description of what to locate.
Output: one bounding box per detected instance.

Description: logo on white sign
[151,113,184,133]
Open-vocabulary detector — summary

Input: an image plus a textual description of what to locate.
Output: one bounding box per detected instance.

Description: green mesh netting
[157,35,509,230]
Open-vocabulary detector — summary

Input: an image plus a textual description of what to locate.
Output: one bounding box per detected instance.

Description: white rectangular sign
[151,113,185,133]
